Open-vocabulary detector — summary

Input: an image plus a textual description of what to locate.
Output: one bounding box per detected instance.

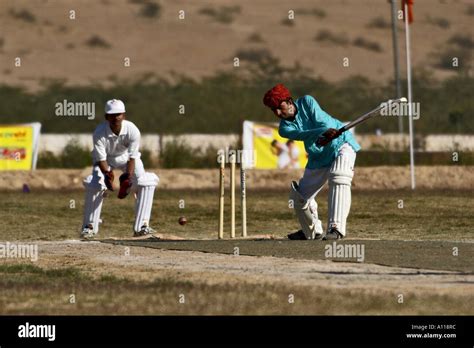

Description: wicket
[218,152,247,239]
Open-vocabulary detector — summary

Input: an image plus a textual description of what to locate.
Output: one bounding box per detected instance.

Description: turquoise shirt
[278,95,361,169]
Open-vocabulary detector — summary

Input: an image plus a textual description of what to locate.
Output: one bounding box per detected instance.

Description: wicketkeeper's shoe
[133,225,156,237]
[322,227,344,240]
[288,230,307,240]
[80,224,97,240]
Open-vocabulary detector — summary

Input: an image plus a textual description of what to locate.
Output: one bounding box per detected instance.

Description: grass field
[0,189,473,315]
[1,189,472,241]
[0,262,471,315]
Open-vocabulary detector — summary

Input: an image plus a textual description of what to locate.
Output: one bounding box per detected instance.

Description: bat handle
[317,128,344,146]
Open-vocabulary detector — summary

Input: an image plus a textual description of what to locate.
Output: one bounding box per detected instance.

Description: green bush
[37,140,90,169]
[356,151,474,166]
[353,37,382,52]
[234,48,274,64]
[85,35,111,49]
[431,34,473,73]
[140,148,154,168]
[315,30,349,46]
[61,140,91,168]
[0,67,473,135]
[160,139,220,168]
[310,8,326,18]
[139,2,161,18]
[297,8,326,18]
[37,151,61,168]
[435,46,472,71]
[198,6,241,24]
[281,18,295,27]
[9,9,36,23]
[468,4,474,16]
[448,34,474,49]
[37,140,155,168]
[247,33,264,43]
[367,16,390,29]
[159,139,190,168]
[426,15,450,29]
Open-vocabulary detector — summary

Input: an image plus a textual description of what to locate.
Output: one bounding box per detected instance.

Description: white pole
[240,166,247,238]
[230,152,236,238]
[404,2,416,190]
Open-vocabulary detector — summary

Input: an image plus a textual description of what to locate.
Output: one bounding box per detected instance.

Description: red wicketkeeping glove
[118,172,132,199]
[104,170,114,191]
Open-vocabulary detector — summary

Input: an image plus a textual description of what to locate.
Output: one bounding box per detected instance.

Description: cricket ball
[178,216,187,225]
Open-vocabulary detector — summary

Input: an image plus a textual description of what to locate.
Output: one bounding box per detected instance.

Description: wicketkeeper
[81,99,159,239]
[263,84,361,240]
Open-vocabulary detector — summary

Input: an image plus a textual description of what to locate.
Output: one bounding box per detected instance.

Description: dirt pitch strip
[105,238,474,273]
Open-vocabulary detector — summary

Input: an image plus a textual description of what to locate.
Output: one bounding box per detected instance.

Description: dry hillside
[0,0,472,91]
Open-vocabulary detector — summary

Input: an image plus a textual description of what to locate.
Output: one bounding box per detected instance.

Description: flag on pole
[402,0,414,24]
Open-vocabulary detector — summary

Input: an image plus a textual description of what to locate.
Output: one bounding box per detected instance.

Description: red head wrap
[263,84,292,109]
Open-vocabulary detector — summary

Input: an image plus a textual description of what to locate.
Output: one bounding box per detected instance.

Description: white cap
[105,99,126,114]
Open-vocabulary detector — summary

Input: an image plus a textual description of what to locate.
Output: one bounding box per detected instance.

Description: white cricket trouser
[82,158,159,233]
[298,143,356,236]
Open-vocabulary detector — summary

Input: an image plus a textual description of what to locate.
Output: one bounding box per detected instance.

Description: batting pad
[134,172,159,232]
[327,152,355,236]
[83,174,106,232]
[289,181,323,239]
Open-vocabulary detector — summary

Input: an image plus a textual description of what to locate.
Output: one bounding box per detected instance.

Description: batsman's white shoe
[80,224,97,240]
[133,225,156,237]
[322,227,344,240]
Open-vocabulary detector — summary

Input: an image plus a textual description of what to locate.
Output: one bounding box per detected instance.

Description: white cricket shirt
[92,120,141,168]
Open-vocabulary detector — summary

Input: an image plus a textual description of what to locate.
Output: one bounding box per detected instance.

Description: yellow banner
[253,122,306,169]
[0,126,34,170]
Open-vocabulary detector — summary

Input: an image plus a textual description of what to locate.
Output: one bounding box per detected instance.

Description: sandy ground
[26,240,474,296]
[1,166,473,191]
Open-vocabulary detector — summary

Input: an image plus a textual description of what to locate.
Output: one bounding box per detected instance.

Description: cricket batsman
[263,84,361,240]
[81,99,159,239]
